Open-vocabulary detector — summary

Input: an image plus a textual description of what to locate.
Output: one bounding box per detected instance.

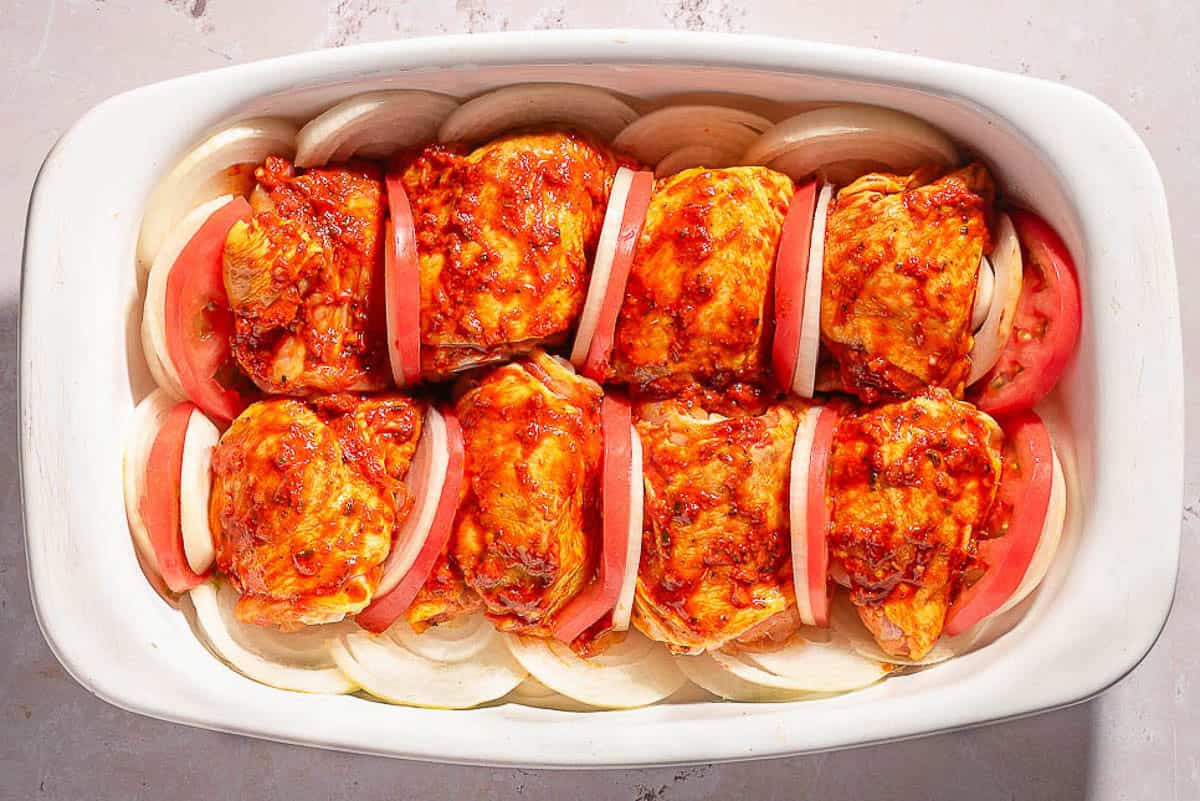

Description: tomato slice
[971,210,1081,415]
[771,180,818,390]
[355,406,465,634]
[139,402,207,593]
[552,393,639,644]
[944,410,1054,635]
[804,405,839,627]
[384,172,423,387]
[582,171,655,380]
[164,196,255,422]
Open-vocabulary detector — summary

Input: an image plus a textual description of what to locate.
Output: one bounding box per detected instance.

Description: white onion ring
[790,182,833,397]
[711,630,889,693]
[788,406,823,626]
[137,118,296,271]
[294,90,459,168]
[674,652,813,702]
[612,105,773,168]
[610,426,644,631]
[968,213,1023,385]
[654,144,739,177]
[189,581,357,694]
[141,195,235,399]
[569,167,633,366]
[972,255,995,332]
[437,83,638,144]
[744,104,959,182]
[178,409,218,575]
[505,678,598,711]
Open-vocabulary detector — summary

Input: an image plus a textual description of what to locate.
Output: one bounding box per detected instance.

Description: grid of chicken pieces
[207,125,1002,663]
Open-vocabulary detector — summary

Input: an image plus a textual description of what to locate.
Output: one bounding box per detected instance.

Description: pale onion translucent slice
[968,213,1023,385]
[438,83,639,144]
[389,612,496,663]
[744,104,959,182]
[294,90,460,168]
[610,426,644,631]
[503,629,685,709]
[713,630,889,693]
[137,118,297,271]
[654,144,739,177]
[829,592,993,667]
[505,678,598,712]
[123,390,177,578]
[992,446,1067,618]
[333,615,525,709]
[375,407,449,597]
[788,406,824,626]
[569,167,634,366]
[178,409,218,575]
[972,256,995,332]
[612,105,773,168]
[141,195,235,399]
[189,581,357,694]
[673,652,813,702]
[790,183,833,397]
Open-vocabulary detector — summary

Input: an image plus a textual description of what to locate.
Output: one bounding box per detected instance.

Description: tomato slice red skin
[944,410,1054,635]
[164,197,254,422]
[806,405,839,627]
[582,171,655,380]
[384,172,423,387]
[771,180,819,391]
[140,402,207,593]
[355,406,466,634]
[972,210,1082,415]
[552,393,635,644]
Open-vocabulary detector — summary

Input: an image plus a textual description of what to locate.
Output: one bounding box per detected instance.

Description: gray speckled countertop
[2,2,1196,799]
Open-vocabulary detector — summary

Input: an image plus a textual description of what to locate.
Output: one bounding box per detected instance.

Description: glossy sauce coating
[451,351,603,637]
[611,166,794,389]
[222,157,390,395]
[397,132,617,379]
[821,164,995,402]
[633,396,803,654]
[208,393,421,628]
[826,389,1002,659]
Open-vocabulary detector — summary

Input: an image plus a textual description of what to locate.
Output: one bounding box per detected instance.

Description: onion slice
[789,183,833,397]
[579,170,655,379]
[190,581,357,694]
[968,213,1023,385]
[333,615,525,709]
[505,678,597,712]
[673,652,812,702]
[611,425,644,631]
[789,404,839,627]
[972,256,995,332]
[992,446,1067,618]
[179,409,219,575]
[295,90,459,168]
[123,390,177,587]
[504,630,685,709]
[711,630,889,693]
[138,118,297,271]
[569,167,634,366]
[612,105,773,170]
[744,104,959,183]
[142,195,237,399]
[654,145,738,177]
[438,83,639,144]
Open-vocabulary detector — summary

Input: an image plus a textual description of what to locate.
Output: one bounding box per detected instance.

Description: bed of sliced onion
[141,195,236,399]
[673,652,814,702]
[708,628,889,693]
[744,104,959,183]
[612,105,773,176]
[789,183,833,397]
[295,90,460,168]
[503,629,685,709]
[137,118,296,271]
[569,166,634,367]
[178,410,219,575]
[968,213,1024,385]
[437,83,639,144]
[504,678,599,712]
[332,614,525,709]
[189,580,358,694]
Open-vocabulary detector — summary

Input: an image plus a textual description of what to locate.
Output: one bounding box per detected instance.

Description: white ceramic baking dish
[20,30,1182,767]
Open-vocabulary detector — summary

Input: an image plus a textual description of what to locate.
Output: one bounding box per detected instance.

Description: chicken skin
[405,549,483,633]
[397,132,617,379]
[611,166,794,390]
[209,393,422,628]
[821,164,995,403]
[826,389,1002,660]
[451,350,603,637]
[633,396,803,654]
[223,157,390,395]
